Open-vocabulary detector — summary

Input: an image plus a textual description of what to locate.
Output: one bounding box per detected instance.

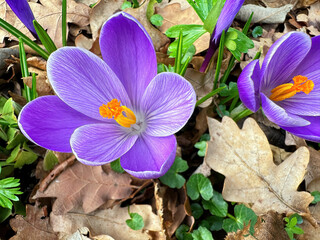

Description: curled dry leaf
[205,116,313,216]
[23,71,54,96]
[50,204,162,240]
[10,205,57,240]
[33,161,133,215]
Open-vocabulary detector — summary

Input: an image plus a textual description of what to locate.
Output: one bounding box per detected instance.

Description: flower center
[269,75,314,101]
[99,99,136,128]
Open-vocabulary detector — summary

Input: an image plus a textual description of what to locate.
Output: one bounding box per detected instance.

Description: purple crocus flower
[5,0,38,38]
[18,12,196,179]
[238,31,320,142]
[200,0,245,72]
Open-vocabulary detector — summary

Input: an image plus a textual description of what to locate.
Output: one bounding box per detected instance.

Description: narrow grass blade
[196,86,226,107]
[174,31,183,74]
[19,38,31,102]
[33,20,57,54]
[213,30,225,90]
[31,72,37,100]
[0,18,49,60]
[62,0,67,46]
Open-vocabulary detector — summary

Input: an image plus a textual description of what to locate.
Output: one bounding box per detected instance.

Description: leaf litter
[1,0,320,239]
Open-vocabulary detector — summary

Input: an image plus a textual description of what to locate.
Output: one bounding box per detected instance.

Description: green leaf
[285,215,304,240]
[7,142,38,168]
[194,141,207,157]
[43,150,59,171]
[186,0,215,22]
[222,204,257,236]
[0,206,12,223]
[121,1,132,9]
[192,226,214,240]
[216,104,230,118]
[110,158,125,173]
[219,82,238,97]
[6,129,26,150]
[200,215,224,231]
[202,190,228,217]
[200,134,210,142]
[225,28,254,61]
[150,14,163,27]
[203,0,225,34]
[0,126,8,141]
[166,25,207,58]
[186,173,213,200]
[33,20,57,54]
[0,177,22,209]
[191,203,203,219]
[289,213,303,225]
[252,26,263,38]
[160,157,188,188]
[126,212,144,230]
[311,191,320,204]
[1,98,17,125]
[176,224,193,240]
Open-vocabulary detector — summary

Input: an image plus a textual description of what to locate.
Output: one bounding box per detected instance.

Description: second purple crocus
[18,12,196,179]
[238,32,320,142]
[200,0,245,72]
[5,0,38,38]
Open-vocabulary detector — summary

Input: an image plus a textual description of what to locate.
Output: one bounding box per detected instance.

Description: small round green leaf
[126,212,144,230]
[150,14,163,27]
[186,173,213,201]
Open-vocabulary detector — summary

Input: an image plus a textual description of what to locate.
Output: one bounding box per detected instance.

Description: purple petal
[281,116,320,142]
[18,96,99,152]
[200,0,245,72]
[99,12,157,106]
[6,0,38,38]
[141,72,196,137]
[238,59,261,112]
[47,47,131,121]
[260,93,310,127]
[260,32,311,92]
[120,134,176,179]
[70,124,138,165]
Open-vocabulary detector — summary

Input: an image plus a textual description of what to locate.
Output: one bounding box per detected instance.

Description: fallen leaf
[0,0,90,47]
[205,116,313,215]
[50,204,162,240]
[124,1,170,51]
[89,0,123,41]
[33,162,133,214]
[10,205,57,240]
[23,71,54,96]
[244,0,297,8]
[27,56,47,71]
[305,147,320,193]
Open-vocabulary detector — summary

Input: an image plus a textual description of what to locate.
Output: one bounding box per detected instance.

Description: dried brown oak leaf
[50,204,162,240]
[10,205,57,240]
[0,0,90,47]
[33,162,132,215]
[205,116,313,215]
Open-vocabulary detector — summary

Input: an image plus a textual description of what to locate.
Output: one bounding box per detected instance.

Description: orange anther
[269,75,314,101]
[99,99,136,128]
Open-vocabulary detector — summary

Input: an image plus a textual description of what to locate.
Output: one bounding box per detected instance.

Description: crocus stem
[0,18,49,60]
[62,0,67,46]
[195,86,226,107]
[227,213,237,222]
[232,108,253,122]
[213,30,225,90]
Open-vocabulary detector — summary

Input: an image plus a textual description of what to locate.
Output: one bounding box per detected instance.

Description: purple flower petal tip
[18,12,196,178]
[6,0,38,38]
[239,31,320,142]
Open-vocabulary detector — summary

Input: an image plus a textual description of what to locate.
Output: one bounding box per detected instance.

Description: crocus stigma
[200,0,245,72]
[238,31,320,142]
[18,12,196,179]
[5,0,38,38]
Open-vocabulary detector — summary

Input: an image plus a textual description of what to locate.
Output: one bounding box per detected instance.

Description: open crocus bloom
[200,0,245,72]
[18,12,196,179]
[238,32,320,142]
[5,0,38,38]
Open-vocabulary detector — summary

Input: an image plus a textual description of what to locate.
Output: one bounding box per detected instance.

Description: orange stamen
[269,75,314,101]
[99,99,136,128]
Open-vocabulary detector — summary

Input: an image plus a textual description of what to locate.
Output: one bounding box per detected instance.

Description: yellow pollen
[99,99,136,128]
[269,75,314,101]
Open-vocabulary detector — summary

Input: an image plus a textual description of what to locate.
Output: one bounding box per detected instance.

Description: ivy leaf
[176,224,193,240]
[126,212,144,230]
[202,190,228,217]
[186,173,213,201]
[311,191,320,204]
[225,28,254,61]
[194,141,207,157]
[0,177,22,209]
[200,215,224,231]
[121,1,132,10]
[219,82,238,97]
[222,204,257,236]
[191,203,204,219]
[192,226,214,240]
[252,26,263,38]
[160,157,188,188]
